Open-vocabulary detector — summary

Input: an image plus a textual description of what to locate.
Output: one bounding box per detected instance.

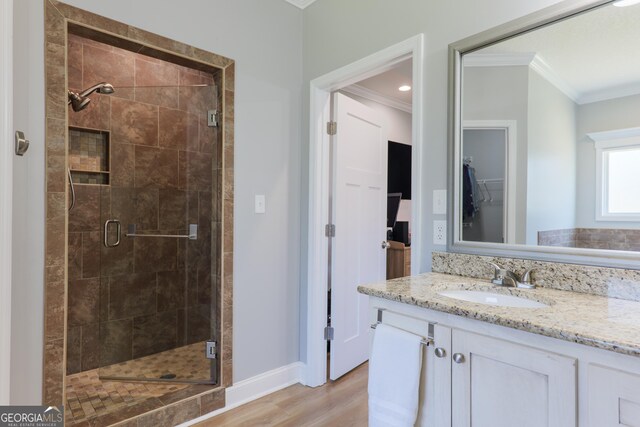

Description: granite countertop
[358,272,640,358]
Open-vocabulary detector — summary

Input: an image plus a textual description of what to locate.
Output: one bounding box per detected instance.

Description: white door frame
[461,120,517,244]
[304,34,424,387]
[0,0,14,405]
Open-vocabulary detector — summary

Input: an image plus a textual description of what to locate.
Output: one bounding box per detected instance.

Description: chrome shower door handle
[104,219,121,248]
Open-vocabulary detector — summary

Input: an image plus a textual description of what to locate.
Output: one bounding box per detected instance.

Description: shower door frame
[42,0,234,409]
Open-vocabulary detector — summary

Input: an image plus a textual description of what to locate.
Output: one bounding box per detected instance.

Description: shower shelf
[68,126,110,185]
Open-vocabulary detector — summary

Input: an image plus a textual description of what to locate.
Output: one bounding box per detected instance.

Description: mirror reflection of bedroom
[386,141,412,278]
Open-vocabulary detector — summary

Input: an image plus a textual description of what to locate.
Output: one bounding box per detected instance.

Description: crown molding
[464,52,581,103]
[341,84,412,113]
[463,52,640,105]
[587,126,640,143]
[529,55,579,102]
[285,0,318,9]
[578,82,640,105]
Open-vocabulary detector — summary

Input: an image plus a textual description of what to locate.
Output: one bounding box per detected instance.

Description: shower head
[68,91,91,112]
[68,82,115,112]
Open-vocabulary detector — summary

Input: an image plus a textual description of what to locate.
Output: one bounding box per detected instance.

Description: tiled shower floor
[65,342,214,425]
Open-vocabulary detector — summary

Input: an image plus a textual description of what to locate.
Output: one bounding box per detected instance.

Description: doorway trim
[0,0,13,405]
[304,34,425,387]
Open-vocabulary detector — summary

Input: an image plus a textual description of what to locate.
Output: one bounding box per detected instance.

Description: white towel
[368,323,423,427]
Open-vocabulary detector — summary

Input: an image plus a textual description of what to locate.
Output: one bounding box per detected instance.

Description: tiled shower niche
[69,127,110,185]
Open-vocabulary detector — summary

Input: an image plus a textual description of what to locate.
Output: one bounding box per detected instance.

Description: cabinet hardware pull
[435,348,447,358]
[453,353,465,364]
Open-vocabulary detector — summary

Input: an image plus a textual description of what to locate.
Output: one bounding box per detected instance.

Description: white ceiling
[357,59,413,104]
[474,2,640,104]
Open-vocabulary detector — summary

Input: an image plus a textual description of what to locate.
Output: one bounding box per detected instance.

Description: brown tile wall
[66,34,220,376]
[538,228,640,251]
[45,2,234,418]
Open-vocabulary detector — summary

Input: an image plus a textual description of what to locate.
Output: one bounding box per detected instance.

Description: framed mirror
[448,0,640,267]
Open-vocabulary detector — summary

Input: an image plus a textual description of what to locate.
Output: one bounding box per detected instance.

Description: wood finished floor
[197,362,368,426]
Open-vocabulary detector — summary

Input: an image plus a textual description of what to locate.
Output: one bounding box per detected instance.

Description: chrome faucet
[489,263,536,289]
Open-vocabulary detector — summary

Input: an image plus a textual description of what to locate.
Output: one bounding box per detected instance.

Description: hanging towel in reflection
[368,324,423,427]
[463,163,479,220]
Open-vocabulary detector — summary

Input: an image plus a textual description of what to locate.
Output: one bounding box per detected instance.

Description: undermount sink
[438,290,549,308]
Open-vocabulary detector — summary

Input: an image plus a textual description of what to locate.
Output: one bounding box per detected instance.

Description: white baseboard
[180,362,305,426]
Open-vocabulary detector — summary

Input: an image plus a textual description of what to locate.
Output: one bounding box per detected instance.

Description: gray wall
[576,93,640,229]
[462,65,529,243]
[12,0,302,403]
[526,70,577,244]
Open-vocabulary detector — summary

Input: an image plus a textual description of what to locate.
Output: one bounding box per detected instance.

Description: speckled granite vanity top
[358,272,640,358]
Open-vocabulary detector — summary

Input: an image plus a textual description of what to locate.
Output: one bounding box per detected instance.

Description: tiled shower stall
[66,33,220,379]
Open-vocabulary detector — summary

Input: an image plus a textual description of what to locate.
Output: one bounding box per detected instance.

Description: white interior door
[330,93,387,380]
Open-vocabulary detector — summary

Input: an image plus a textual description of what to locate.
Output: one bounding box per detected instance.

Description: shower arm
[79,83,104,98]
[79,82,114,97]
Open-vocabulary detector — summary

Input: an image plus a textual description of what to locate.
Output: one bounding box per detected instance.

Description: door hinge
[326,121,337,135]
[324,326,334,341]
[207,110,218,127]
[325,224,335,237]
[205,341,217,359]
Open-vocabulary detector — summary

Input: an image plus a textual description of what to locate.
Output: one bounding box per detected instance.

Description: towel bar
[370,322,433,346]
[126,224,198,240]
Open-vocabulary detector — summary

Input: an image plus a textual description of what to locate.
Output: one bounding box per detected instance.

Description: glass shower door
[97,72,219,384]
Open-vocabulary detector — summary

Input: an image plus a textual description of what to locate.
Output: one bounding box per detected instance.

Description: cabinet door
[451,329,576,427]
[588,364,640,427]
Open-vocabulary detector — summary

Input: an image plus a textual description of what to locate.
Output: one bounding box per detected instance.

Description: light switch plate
[255,195,266,214]
[433,189,447,215]
[433,220,447,245]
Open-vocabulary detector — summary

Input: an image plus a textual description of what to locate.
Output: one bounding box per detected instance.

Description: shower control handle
[104,219,121,248]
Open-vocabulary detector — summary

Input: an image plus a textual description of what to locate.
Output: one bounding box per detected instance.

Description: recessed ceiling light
[398,85,411,92]
[613,0,640,6]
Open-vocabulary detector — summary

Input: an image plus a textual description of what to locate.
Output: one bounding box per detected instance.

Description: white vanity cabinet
[367,296,640,427]
[450,329,576,427]
[587,365,640,427]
